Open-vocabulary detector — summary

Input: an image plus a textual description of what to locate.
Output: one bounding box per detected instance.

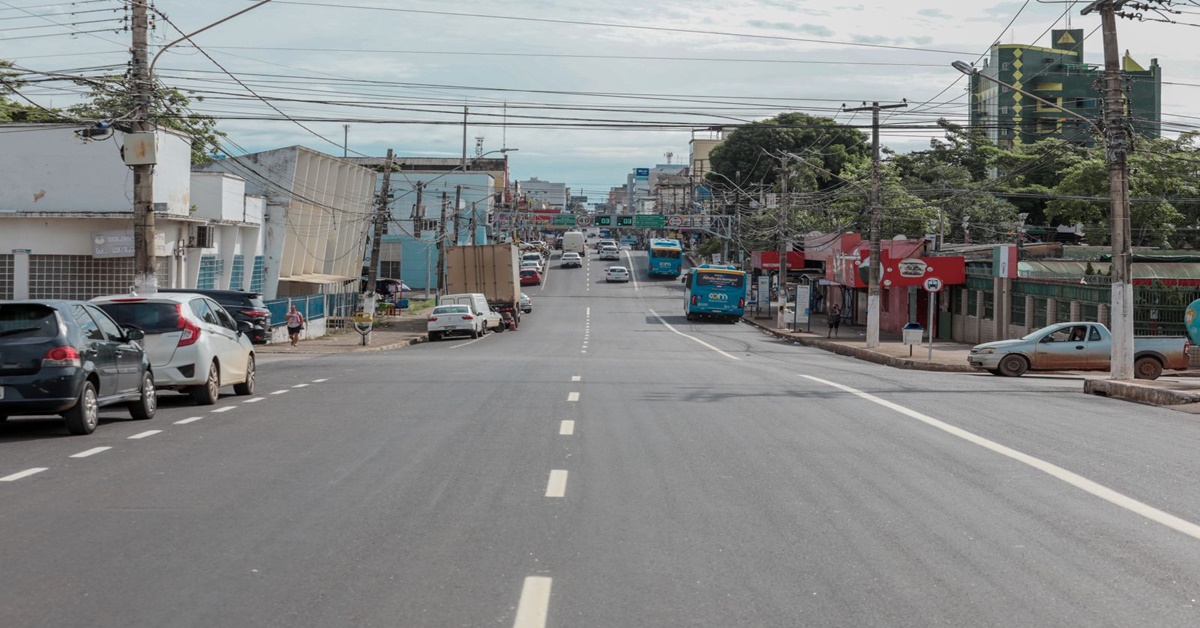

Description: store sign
[896,258,928,277]
[92,230,166,258]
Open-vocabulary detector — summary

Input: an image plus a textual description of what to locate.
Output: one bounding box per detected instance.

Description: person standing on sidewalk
[285,305,305,346]
[827,304,842,338]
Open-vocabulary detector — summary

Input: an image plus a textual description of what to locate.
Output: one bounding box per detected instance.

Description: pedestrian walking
[285,305,305,346]
[827,304,842,338]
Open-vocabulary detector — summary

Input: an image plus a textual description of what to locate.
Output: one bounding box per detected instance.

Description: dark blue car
[0,300,156,435]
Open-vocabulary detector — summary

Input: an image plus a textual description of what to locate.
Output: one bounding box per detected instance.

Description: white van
[440,293,503,333]
[562,231,586,255]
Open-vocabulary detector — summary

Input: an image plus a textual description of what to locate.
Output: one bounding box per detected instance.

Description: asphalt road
[3,249,1200,627]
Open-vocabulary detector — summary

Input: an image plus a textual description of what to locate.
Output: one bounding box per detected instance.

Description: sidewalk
[256,308,432,355]
[742,306,1200,409]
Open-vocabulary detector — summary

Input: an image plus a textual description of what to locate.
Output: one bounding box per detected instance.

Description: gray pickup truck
[967,322,1189,379]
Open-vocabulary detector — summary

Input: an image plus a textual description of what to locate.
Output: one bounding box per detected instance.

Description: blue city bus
[683,264,747,322]
[647,238,683,277]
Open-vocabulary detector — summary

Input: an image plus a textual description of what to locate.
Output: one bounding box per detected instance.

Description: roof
[1020,261,1200,281]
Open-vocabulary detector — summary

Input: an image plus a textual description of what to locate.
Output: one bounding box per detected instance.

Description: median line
[70,447,112,458]
[545,470,568,497]
[0,468,48,482]
[128,430,162,440]
[567,392,580,402]
[174,416,205,425]
[512,576,553,628]
[212,406,236,413]
[559,420,575,435]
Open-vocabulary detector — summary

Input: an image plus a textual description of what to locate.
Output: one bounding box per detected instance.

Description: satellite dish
[892,234,908,240]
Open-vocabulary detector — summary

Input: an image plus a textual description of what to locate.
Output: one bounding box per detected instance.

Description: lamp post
[952,59,1133,380]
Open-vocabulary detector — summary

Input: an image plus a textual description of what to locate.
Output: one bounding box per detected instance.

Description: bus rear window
[651,249,681,259]
[696,272,744,288]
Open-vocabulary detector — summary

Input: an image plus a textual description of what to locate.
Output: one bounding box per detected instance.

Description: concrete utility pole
[468,200,479,244]
[131,0,156,294]
[437,191,448,292]
[411,182,425,238]
[365,148,394,296]
[776,155,790,330]
[844,101,906,347]
[461,106,469,171]
[1083,0,1134,380]
[453,184,463,246]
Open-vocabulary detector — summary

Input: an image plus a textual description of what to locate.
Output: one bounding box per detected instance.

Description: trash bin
[902,322,924,345]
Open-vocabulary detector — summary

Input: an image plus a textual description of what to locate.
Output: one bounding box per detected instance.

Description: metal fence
[1012,278,1199,336]
[263,293,330,328]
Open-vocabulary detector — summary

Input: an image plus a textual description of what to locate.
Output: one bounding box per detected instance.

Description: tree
[707,112,869,190]
[0,60,65,123]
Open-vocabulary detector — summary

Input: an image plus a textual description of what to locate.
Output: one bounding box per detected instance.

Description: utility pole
[468,200,478,245]
[776,155,790,330]
[131,0,156,294]
[343,124,349,158]
[453,184,463,246]
[461,106,469,171]
[365,149,394,296]
[844,100,907,348]
[437,191,448,293]
[1083,0,1134,380]
[412,182,425,238]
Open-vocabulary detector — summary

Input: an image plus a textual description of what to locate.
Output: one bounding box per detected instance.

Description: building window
[1000,106,1009,114]
[1001,128,1009,136]
[983,291,994,319]
[968,290,978,317]
[380,261,401,278]
[1075,97,1086,108]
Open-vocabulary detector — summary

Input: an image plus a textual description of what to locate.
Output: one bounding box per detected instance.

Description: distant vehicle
[598,246,620,261]
[93,293,257,405]
[683,265,746,323]
[520,293,533,313]
[620,235,638,248]
[967,321,1189,379]
[605,266,631,283]
[562,231,586,255]
[158,288,270,344]
[446,244,523,325]
[521,251,545,266]
[648,238,683,277]
[439,293,503,333]
[596,239,618,250]
[520,268,542,286]
[0,300,156,434]
[426,304,484,341]
[520,260,543,273]
[561,252,583,268]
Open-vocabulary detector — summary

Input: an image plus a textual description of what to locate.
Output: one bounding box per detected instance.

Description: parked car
[967,321,1189,379]
[440,293,503,333]
[520,293,533,313]
[520,269,542,286]
[561,252,583,268]
[521,251,545,267]
[520,259,544,273]
[427,304,484,340]
[0,300,156,434]
[598,246,621,261]
[605,266,631,283]
[158,289,271,344]
[92,293,256,404]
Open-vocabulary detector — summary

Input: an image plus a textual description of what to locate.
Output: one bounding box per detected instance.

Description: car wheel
[998,354,1029,377]
[191,362,220,405]
[233,355,256,395]
[64,381,99,435]
[496,321,505,333]
[985,368,1002,376]
[471,328,480,339]
[1134,356,1163,380]
[128,371,157,421]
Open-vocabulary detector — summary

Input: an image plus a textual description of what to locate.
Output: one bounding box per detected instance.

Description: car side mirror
[123,326,145,341]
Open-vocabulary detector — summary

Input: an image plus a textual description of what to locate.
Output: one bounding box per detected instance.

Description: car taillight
[43,345,82,368]
[427,317,438,322]
[241,309,270,318]
[176,304,202,347]
[691,295,698,305]
[738,298,745,308]
[462,315,474,320]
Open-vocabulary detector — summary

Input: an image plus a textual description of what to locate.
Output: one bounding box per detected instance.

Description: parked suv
[0,300,156,434]
[158,289,271,344]
[93,293,256,405]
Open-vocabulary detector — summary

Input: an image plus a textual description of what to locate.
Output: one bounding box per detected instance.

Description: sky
[7,0,1200,203]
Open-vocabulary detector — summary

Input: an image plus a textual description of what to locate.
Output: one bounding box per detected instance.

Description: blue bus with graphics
[647,238,683,277]
[683,264,747,322]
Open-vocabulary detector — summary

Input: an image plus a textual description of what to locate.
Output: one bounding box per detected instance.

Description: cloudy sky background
[8,0,1200,201]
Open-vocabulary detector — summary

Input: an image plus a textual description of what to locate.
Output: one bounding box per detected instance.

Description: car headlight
[973,348,995,355]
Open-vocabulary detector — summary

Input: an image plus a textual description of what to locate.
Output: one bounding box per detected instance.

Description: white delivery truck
[562,231,586,255]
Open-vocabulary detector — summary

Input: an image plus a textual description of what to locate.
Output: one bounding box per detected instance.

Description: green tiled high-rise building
[967,29,1161,149]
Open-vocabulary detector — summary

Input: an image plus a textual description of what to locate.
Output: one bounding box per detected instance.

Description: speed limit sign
[575,214,593,227]
[923,277,943,292]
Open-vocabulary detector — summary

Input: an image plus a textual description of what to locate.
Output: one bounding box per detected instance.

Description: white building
[517,177,567,211]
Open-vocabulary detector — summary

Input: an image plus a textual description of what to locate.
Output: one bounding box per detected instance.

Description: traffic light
[617,216,633,227]
[596,215,612,226]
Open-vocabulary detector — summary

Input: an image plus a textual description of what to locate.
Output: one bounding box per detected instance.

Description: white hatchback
[92,293,256,405]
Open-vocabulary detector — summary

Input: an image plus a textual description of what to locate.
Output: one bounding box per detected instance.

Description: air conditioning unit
[192,225,215,248]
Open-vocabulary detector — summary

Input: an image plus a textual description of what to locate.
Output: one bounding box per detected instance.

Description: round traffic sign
[923,277,944,292]
[665,215,683,228]
[575,214,593,227]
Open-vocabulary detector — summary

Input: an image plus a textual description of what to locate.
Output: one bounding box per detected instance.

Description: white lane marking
[128,430,162,440]
[311,378,329,383]
[545,470,569,497]
[560,420,575,435]
[801,374,1200,542]
[0,468,48,482]
[568,392,580,401]
[271,390,289,395]
[647,309,741,361]
[450,334,492,349]
[175,416,205,425]
[581,350,587,354]
[292,383,309,388]
[212,406,236,413]
[513,576,553,628]
[586,307,590,316]
[624,249,640,291]
[571,376,581,382]
[70,447,111,458]
[244,397,265,404]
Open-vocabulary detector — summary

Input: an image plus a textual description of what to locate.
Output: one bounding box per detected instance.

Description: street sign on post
[575,215,593,227]
[923,277,944,292]
[922,276,942,360]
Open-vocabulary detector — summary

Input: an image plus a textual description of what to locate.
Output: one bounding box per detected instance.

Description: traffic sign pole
[923,277,942,361]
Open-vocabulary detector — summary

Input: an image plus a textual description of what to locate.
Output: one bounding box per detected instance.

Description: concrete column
[13,249,30,300]
[1047,298,1057,324]
[1070,300,1081,321]
[1024,295,1034,329]
[976,289,985,340]
[1098,304,1109,327]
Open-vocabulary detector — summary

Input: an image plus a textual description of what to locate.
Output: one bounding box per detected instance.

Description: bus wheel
[685,312,694,321]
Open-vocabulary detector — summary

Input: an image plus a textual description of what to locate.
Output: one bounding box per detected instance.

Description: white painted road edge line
[128,430,162,440]
[292,383,309,388]
[647,308,741,361]
[545,470,569,497]
[175,416,205,425]
[567,392,580,402]
[801,374,1200,542]
[311,378,329,383]
[70,447,111,458]
[623,249,640,291]
[0,468,48,482]
[270,390,289,395]
[450,334,492,349]
[244,397,265,403]
[560,420,575,435]
[512,576,553,628]
[571,375,581,381]
[211,406,236,414]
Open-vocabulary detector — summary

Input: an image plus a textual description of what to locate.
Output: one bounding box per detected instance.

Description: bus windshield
[696,272,744,289]
[650,249,681,259]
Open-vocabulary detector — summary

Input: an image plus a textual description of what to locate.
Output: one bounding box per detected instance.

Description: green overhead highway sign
[634,215,665,228]
[595,215,612,226]
[552,214,575,226]
[616,216,633,227]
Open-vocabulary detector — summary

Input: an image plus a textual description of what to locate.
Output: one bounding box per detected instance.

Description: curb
[745,318,977,373]
[1083,379,1200,406]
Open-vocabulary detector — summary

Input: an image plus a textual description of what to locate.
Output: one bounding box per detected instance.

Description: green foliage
[707,112,869,190]
[0,60,66,123]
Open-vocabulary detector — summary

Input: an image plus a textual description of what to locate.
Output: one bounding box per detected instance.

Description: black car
[0,300,156,435]
[159,289,271,344]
